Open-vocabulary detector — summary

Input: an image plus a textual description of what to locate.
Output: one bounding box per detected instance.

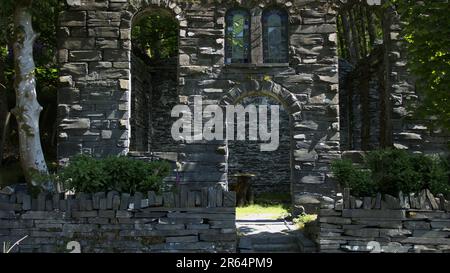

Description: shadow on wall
[130,9,180,154]
[228,96,291,199]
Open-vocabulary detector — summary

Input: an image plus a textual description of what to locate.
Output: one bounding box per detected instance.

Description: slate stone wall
[317,189,450,253]
[130,52,152,152]
[130,52,179,153]
[382,6,449,154]
[228,96,291,196]
[146,57,179,153]
[339,46,385,150]
[57,0,341,209]
[214,1,340,207]
[339,19,450,154]
[0,187,236,253]
[56,1,448,211]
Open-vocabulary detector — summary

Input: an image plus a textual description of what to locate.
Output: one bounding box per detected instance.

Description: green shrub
[365,149,449,196]
[428,155,450,196]
[59,155,109,193]
[364,149,422,196]
[59,155,170,194]
[331,149,450,196]
[331,159,375,196]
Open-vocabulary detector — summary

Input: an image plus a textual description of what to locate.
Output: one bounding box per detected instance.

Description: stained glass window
[263,8,289,63]
[225,9,251,64]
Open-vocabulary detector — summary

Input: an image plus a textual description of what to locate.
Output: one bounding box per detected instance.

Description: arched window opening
[225,8,251,64]
[130,9,179,153]
[262,8,289,63]
[132,11,178,60]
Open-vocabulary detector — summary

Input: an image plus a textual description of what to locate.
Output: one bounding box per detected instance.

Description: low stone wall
[0,187,236,253]
[318,190,450,253]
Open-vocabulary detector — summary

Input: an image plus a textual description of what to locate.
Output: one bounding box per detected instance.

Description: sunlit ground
[293,214,318,229]
[236,204,289,220]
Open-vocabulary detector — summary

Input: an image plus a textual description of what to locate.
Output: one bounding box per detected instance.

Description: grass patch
[293,214,317,230]
[236,204,289,220]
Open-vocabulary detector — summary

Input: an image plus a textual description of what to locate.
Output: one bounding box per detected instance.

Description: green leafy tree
[0,0,59,191]
[390,0,450,131]
[132,10,178,60]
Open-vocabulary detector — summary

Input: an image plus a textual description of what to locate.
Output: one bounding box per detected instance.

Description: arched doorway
[220,80,303,207]
[129,7,179,154]
[227,95,291,206]
[221,80,308,253]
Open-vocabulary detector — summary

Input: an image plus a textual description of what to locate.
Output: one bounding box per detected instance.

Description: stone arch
[127,0,187,26]
[220,79,302,204]
[220,79,302,119]
[125,0,186,85]
[259,2,293,21]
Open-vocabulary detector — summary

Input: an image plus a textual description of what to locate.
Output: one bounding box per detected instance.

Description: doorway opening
[130,8,179,153]
[228,95,291,216]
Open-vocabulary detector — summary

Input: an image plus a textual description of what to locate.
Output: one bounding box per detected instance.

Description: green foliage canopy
[391,0,450,131]
[0,0,60,160]
[131,10,178,59]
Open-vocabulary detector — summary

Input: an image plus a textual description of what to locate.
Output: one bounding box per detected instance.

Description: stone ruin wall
[147,57,179,153]
[57,0,449,210]
[0,187,236,253]
[130,52,152,152]
[57,0,342,208]
[227,96,291,197]
[175,0,341,204]
[339,47,385,151]
[317,190,450,253]
[130,52,179,154]
[339,43,450,154]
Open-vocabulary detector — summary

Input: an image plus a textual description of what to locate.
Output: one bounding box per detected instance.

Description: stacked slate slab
[0,187,236,253]
[317,189,450,253]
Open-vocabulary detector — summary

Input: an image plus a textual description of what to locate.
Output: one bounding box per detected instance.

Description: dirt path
[236,214,316,253]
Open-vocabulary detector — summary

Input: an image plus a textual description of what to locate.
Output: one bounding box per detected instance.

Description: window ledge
[225,63,290,68]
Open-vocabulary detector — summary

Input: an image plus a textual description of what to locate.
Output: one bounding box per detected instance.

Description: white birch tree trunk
[11,0,53,192]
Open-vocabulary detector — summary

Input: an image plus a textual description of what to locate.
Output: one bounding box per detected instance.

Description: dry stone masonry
[0,187,236,253]
[130,52,179,153]
[2,0,449,254]
[317,189,450,253]
[339,42,450,153]
[228,96,291,196]
[57,0,342,208]
[57,0,449,211]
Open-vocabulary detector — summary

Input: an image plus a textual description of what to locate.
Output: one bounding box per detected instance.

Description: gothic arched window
[262,8,289,63]
[225,9,251,64]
